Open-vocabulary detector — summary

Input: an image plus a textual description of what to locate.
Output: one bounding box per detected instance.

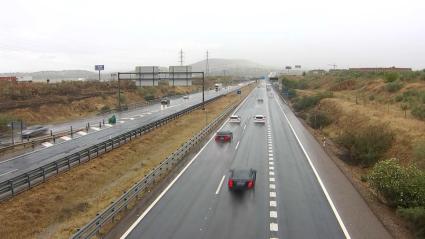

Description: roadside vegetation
[280,70,425,238]
[0,76,235,128]
[0,84,254,238]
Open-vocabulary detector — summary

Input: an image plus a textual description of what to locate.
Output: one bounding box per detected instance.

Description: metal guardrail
[0,88,242,201]
[71,99,238,239]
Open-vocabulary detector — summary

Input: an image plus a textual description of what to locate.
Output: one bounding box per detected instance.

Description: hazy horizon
[1,0,424,72]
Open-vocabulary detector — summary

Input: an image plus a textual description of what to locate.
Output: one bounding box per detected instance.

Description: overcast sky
[1,0,424,72]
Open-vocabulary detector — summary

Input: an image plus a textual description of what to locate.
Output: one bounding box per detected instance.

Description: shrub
[368,159,425,207]
[308,111,332,129]
[287,88,297,99]
[293,92,333,112]
[0,114,19,130]
[337,124,393,166]
[413,141,425,162]
[412,105,425,120]
[144,95,155,101]
[369,95,375,101]
[100,105,110,113]
[397,207,425,238]
[395,95,403,102]
[384,72,400,83]
[386,80,403,92]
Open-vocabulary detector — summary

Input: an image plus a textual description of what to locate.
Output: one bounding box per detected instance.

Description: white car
[183,95,189,99]
[229,115,241,123]
[253,115,266,124]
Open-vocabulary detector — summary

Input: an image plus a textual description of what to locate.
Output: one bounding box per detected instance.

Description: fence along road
[0,84,248,201]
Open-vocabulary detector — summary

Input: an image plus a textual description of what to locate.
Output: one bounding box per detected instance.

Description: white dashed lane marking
[270,211,278,218]
[270,192,276,197]
[61,136,71,141]
[42,142,53,147]
[77,131,87,136]
[270,201,277,207]
[270,223,279,232]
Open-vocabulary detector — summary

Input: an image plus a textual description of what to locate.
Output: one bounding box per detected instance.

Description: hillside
[191,58,277,77]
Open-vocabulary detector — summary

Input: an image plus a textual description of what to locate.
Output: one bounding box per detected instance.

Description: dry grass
[320,97,425,166]
[0,85,254,239]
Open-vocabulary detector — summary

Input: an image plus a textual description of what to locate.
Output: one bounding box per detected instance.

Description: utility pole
[179,49,184,66]
[206,50,209,77]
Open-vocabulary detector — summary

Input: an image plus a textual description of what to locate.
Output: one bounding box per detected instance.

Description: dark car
[228,168,257,191]
[215,130,233,142]
[161,98,170,105]
[21,125,49,139]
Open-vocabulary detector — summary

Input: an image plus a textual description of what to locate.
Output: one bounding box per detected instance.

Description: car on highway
[183,95,189,99]
[215,130,233,142]
[229,115,241,123]
[257,98,264,102]
[228,168,257,191]
[21,125,49,139]
[161,97,170,105]
[253,115,266,124]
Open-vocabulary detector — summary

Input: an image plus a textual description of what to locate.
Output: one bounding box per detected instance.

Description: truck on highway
[214,83,223,91]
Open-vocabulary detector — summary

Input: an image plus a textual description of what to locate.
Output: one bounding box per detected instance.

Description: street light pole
[202,72,205,110]
[117,73,121,110]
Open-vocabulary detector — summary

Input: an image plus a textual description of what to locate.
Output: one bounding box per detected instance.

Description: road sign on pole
[95,65,104,81]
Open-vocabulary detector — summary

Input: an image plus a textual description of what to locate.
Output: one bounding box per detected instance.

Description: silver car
[21,125,49,139]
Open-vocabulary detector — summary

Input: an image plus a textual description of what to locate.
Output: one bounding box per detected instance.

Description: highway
[117,82,391,239]
[0,85,242,182]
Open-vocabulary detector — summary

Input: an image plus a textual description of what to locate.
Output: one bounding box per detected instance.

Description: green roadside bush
[386,80,403,93]
[395,95,403,102]
[293,92,333,112]
[144,95,155,101]
[368,159,425,238]
[398,207,425,238]
[368,159,425,207]
[411,105,425,120]
[308,111,332,129]
[0,114,19,131]
[337,124,393,166]
[384,72,400,83]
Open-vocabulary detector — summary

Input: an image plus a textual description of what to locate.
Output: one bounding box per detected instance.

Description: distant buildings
[348,67,412,73]
[308,69,326,75]
[0,76,33,82]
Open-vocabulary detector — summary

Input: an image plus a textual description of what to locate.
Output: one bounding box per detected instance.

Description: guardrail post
[26,173,30,188]
[42,167,46,181]
[50,130,53,136]
[70,126,73,137]
[9,180,14,196]
[55,161,59,174]
[99,122,101,129]
[87,149,91,160]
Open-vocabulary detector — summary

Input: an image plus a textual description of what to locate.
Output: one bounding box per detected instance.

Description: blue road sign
[95,65,104,71]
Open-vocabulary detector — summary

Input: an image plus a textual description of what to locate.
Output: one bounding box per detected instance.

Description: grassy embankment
[0,76,235,129]
[280,71,425,238]
[0,84,254,239]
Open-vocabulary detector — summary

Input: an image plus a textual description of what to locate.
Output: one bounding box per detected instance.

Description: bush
[369,95,375,101]
[337,124,394,166]
[293,95,322,111]
[0,114,19,130]
[368,159,425,207]
[413,141,425,162]
[308,111,332,129]
[395,95,403,102]
[144,95,155,101]
[386,80,403,92]
[384,72,400,83]
[397,207,425,238]
[412,105,425,120]
[293,92,333,112]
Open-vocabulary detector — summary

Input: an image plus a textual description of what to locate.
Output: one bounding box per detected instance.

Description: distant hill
[0,70,98,81]
[190,58,277,77]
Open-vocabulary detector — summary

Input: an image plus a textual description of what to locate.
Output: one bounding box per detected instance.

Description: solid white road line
[274,94,351,239]
[243,124,247,131]
[235,141,240,150]
[0,169,18,177]
[120,85,254,239]
[215,175,226,195]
